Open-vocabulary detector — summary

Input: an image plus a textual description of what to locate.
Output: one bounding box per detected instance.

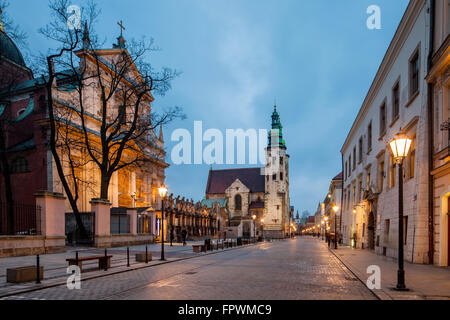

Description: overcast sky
[7,0,409,215]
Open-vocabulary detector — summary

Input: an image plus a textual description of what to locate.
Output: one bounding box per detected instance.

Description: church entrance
[368,211,375,250]
[242,222,251,240]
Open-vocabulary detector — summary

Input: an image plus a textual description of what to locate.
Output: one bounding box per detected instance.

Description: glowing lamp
[389,133,412,164]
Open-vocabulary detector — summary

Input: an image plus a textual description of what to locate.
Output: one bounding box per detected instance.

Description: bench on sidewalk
[66,255,112,272]
[192,245,207,253]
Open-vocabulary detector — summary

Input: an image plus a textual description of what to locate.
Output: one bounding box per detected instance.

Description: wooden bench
[66,255,112,272]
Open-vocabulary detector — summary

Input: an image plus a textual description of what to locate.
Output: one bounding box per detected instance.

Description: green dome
[0,29,26,67]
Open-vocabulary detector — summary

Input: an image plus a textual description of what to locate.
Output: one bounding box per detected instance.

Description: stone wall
[0,236,65,258]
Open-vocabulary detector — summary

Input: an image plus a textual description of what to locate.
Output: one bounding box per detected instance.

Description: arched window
[11,157,29,173]
[235,195,242,211]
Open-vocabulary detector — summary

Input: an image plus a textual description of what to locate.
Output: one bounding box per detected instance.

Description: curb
[326,245,392,300]
[0,242,263,299]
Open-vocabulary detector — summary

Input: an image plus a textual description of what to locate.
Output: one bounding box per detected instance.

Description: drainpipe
[427,0,435,265]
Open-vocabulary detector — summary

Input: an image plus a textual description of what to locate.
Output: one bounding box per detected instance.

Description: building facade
[204,106,291,239]
[340,0,449,265]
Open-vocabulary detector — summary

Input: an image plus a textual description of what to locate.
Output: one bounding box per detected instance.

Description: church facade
[204,107,292,239]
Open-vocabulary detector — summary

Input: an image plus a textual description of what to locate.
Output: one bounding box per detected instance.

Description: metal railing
[0,202,41,235]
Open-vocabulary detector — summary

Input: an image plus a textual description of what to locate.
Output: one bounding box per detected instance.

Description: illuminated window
[408,139,416,179]
[389,155,396,188]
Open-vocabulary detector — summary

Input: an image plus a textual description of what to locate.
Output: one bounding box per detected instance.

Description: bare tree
[37,0,183,234]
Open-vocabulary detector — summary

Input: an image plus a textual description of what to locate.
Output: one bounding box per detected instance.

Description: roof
[201,198,228,209]
[249,201,264,209]
[332,172,343,181]
[0,29,26,67]
[206,168,265,194]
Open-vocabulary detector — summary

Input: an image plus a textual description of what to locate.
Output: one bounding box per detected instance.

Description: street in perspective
[0,0,449,307]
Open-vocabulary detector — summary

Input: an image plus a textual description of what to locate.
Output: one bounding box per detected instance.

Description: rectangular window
[368,122,372,152]
[389,155,396,188]
[378,160,385,192]
[392,82,400,120]
[359,137,363,163]
[353,147,356,170]
[408,139,416,179]
[358,179,362,203]
[385,219,390,235]
[349,156,352,175]
[272,174,277,181]
[366,171,371,191]
[280,172,284,181]
[380,102,387,136]
[345,162,348,180]
[409,51,420,97]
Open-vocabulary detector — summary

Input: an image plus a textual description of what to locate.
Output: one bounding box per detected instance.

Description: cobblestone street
[1,238,377,300]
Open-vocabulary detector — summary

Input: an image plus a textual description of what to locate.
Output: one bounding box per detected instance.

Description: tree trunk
[45,59,88,239]
[0,121,14,235]
[100,172,111,201]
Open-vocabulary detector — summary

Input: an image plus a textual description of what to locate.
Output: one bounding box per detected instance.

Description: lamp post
[324,216,329,243]
[333,205,340,249]
[389,132,412,291]
[252,215,257,242]
[158,184,168,261]
[261,218,265,241]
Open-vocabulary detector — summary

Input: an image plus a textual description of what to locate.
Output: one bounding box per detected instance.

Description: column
[35,192,66,238]
[90,198,111,248]
[127,208,138,235]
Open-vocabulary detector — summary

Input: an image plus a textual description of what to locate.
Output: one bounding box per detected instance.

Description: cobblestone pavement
[1,238,376,300]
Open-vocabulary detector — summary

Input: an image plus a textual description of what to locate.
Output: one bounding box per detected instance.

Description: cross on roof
[117,20,125,37]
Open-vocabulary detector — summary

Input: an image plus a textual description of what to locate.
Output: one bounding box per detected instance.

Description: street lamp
[252,215,257,242]
[389,132,412,291]
[158,184,168,261]
[332,205,340,250]
[261,218,265,241]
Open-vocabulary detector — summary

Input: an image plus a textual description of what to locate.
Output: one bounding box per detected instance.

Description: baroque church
[203,106,291,239]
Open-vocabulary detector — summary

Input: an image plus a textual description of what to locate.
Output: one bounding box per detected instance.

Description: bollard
[75,251,79,267]
[104,248,108,271]
[36,255,41,284]
[127,247,130,267]
[145,246,148,264]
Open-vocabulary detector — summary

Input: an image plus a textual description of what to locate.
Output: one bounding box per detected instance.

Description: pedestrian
[181,228,187,246]
[170,226,174,247]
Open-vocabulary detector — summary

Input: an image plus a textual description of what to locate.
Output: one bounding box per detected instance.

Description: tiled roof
[332,172,343,180]
[206,168,265,194]
[249,201,264,209]
[201,198,228,209]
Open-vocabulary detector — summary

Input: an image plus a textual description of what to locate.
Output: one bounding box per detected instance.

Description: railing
[111,213,130,234]
[0,202,41,236]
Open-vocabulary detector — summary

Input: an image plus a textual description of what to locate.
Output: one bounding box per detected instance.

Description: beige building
[341,0,449,265]
[426,0,450,266]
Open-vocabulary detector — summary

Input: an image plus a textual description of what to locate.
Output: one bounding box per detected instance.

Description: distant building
[204,106,291,239]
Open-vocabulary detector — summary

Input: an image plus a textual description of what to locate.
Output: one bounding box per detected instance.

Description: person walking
[170,226,174,247]
[181,228,187,246]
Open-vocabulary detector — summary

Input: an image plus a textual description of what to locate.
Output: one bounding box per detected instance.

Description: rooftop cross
[117,20,125,38]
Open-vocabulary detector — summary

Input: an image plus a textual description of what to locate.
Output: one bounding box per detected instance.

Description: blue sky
[8,0,409,215]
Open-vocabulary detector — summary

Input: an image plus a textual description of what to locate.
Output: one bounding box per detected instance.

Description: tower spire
[82,21,90,49]
[113,20,126,49]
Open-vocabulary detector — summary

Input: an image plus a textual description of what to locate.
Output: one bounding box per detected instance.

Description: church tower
[263,105,290,239]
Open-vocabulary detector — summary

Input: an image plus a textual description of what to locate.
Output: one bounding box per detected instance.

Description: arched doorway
[368,211,375,250]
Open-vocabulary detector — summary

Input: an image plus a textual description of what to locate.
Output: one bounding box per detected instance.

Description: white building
[341,0,449,265]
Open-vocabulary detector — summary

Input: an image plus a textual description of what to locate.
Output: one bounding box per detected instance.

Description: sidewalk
[0,240,235,298]
[328,243,450,300]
